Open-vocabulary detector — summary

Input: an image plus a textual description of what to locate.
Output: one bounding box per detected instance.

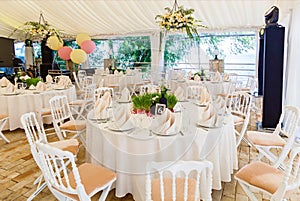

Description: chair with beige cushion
[36,142,116,201]
[145,160,213,201]
[247,105,299,169]
[235,147,300,201]
[49,95,86,144]
[21,112,80,200]
[0,114,9,143]
[229,91,253,147]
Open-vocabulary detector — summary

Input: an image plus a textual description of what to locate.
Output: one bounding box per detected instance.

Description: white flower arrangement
[155,3,206,40]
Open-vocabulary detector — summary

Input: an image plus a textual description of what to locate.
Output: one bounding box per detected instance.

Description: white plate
[150,129,179,136]
[197,122,221,129]
[192,101,207,107]
[116,99,131,103]
[2,92,21,96]
[108,123,135,132]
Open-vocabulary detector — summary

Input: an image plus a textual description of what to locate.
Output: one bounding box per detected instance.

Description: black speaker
[0,37,15,67]
[262,25,285,128]
[41,38,54,64]
[40,64,52,81]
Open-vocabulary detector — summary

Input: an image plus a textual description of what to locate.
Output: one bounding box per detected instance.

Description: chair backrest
[20,112,47,169]
[187,85,202,100]
[230,92,252,118]
[145,160,213,201]
[49,95,74,137]
[73,71,82,90]
[94,87,114,102]
[36,142,89,200]
[273,105,300,168]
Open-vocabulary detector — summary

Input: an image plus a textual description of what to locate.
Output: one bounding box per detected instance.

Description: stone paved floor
[0,104,300,200]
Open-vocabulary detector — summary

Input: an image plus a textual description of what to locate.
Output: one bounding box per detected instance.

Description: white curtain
[285,4,300,109]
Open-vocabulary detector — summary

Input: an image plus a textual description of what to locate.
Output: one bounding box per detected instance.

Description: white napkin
[113,105,133,130]
[105,68,110,74]
[194,74,201,82]
[114,70,119,75]
[19,75,31,80]
[119,87,131,102]
[199,87,210,105]
[94,97,109,119]
[57,76,72,88]
[174,86,185,101]
[223,73,230,81]
[177,72,185,80]
[212,71,222,82]
[5,83,15,93]
[102,91,112,107]
[151,109,178,135]
[188,71,193,78]
[214,96,226,114]
[0,77,10,87]
[199,104,218,127]
[29,85,36,90]
[36,81,47,91]
[46,74,53,83]
[126,68,131,75]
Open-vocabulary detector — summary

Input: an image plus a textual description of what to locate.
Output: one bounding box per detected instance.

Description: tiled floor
[0,114,300,200]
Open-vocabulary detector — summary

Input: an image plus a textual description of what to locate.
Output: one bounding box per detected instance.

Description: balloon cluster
[46,33,96,64]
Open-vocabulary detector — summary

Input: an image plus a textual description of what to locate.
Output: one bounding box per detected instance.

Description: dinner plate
[192,101,207,107]
[2,92,21,96]
[108,123,135,132]
[150,129,179,136]
[116,99,131,103]
[196,122,221,129]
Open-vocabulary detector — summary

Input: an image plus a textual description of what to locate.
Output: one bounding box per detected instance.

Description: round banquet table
[0,85,76,131]
[93,73,143,87]
[86,101,238,201]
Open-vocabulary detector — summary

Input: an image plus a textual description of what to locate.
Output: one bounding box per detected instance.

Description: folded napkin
[199,87,210,105]
[188,71,193,78]
[105,68,110,74]
[212,71,222,82]
[199,104,218,127]
[151,109,178,135]
[213,96,226,114]
[126,68,131,75]
[194,74,201,82]
[114,70,119,75]
[174,86,185,101]
[119,87,131,102]
[94,96,110,119]
[102,91,112,107]
[0,77,10,87]
[36,81,47,91]
[29,85,36,90]
[177,72,185,80]
[95,69,103,75]
[223,73,230,81]
[46,74,53,83]
[57,76,72,88]
[5,83,15,93]
[113,105,133,130]
[19,75,31,80]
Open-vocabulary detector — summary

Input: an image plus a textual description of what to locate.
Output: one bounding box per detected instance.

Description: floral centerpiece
[155,0,206,39]
[9,12,62,42]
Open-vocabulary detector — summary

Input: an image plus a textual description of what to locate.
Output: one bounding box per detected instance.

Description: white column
[150,31,165,84]
[25,46,34,68]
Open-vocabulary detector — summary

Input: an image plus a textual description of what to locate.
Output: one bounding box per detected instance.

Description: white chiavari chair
[0,114,9,143]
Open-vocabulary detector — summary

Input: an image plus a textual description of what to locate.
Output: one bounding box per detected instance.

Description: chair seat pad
[69,99,85,106]
[0,114,8,120]
[40,108,52,116]
[151,177,197,201]
[235,161,284,194]
[49,139,80,155]
[247,131,286,146]
[62,163,116,200]
[59,120,86,131]
[233,115,245,124]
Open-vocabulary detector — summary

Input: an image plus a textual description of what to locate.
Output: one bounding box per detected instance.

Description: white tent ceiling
[1,0,300,39]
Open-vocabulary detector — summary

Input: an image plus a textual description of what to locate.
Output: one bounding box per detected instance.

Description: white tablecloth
[0,85,76,131]
[93,74,143,88]
[86,102,238,200]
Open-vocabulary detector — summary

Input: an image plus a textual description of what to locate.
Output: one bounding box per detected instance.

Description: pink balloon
[81,40,96,54]
[58,46,72,60]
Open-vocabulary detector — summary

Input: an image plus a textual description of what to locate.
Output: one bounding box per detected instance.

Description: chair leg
[98,182,114,201]
[0,131,10,143]
[27,182,47,201]
[0,118,9,143]
[239,182,259,201]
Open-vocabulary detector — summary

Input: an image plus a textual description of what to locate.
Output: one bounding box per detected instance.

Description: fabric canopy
[1,0,299,39]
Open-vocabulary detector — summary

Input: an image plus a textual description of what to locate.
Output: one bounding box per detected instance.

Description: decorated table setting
[85,87,238,200]
[0,75,76,130]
